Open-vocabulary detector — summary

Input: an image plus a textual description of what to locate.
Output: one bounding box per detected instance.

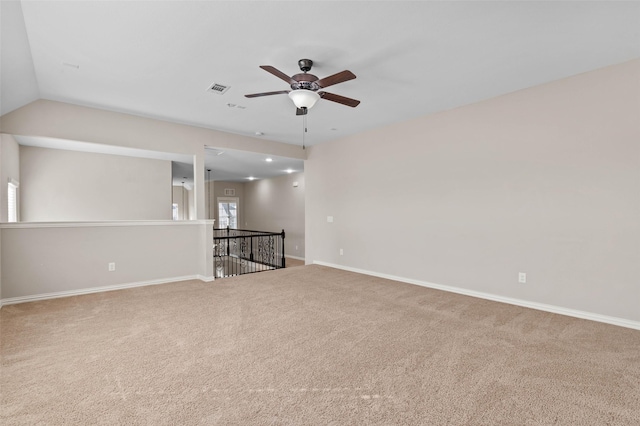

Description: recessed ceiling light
[247,176,256,181]
[286,169,293,174]
[265,158,273,162]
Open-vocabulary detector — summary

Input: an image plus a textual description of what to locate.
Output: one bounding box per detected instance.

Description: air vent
[207,83,230,95]
[224,188,235,196]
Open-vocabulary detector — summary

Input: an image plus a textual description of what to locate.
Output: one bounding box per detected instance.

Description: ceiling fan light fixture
[288,89,320,109]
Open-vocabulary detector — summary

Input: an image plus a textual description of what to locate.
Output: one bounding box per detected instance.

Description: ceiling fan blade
[245,90,290,98]
[260,65,295,84]
[296,107,308,116]
[316,70,356,89]
[318,91,360,107]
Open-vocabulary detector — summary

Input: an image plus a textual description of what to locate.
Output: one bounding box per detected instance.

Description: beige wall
[0,99,306,220]
[1,134,20,222]
[0,134,21,299]
[306,59,640,322]
[212,181,245,229]
[244,172,305,258]
[2,62,637,324]
[20,146,172,222]
[0,135,18,298]
[188,185,195,220]
[205,181,215,220]
[172,185,193,220]
[0,100,303,302]
[0,222,206,300]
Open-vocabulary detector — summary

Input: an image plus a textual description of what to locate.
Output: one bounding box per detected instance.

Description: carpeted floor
[1,265,639,425]
[285,257,304,268]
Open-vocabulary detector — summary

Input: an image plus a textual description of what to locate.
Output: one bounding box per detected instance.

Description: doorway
[217,197,239,229]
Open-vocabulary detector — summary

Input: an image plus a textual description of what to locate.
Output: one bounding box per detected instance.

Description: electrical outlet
[295,245,298,250]
[327,216,334,223]
[340,248,344,256]
[518,272,526,283]
[108,262,116,272]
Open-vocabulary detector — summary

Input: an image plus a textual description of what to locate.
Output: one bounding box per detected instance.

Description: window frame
[217,196,239,229]
[8,179,19,223]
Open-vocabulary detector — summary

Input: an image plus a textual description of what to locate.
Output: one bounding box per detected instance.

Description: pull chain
[302,113,307,150]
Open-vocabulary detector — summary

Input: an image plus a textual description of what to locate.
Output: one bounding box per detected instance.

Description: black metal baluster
[281,229,285,269]
[213,227,287,277]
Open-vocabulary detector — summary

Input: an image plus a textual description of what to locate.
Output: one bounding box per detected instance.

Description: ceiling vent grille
[208,83,230,95]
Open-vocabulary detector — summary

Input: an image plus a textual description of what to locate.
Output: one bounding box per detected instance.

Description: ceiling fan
[245,59,360,115]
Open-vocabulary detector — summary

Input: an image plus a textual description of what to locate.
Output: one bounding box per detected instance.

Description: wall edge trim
[285,255,305,261]
[312,261,640,331]
[0,220,212,229]
[0,275,207,306]
[197,275,216,282]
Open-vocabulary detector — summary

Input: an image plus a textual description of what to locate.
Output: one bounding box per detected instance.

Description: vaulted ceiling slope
[1,1,639,146]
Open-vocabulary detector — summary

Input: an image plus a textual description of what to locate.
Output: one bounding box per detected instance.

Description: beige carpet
[285,257,304,268]
[1,265,639,425]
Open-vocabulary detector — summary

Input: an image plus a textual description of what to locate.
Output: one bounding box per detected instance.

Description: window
[172,203,179,221]
[218,197,238,229]
[8,181,18,223]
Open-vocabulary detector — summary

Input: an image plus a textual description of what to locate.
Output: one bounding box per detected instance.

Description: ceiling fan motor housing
[291,73,320,91]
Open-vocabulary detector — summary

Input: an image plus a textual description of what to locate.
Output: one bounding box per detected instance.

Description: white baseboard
[197,275,216,282]
[313,261,640,331]
[0,275,215,307]
[285,255,305,261]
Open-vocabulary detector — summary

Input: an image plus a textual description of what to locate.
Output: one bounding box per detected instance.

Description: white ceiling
[1,1,639,177]
[176,147,304,185]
